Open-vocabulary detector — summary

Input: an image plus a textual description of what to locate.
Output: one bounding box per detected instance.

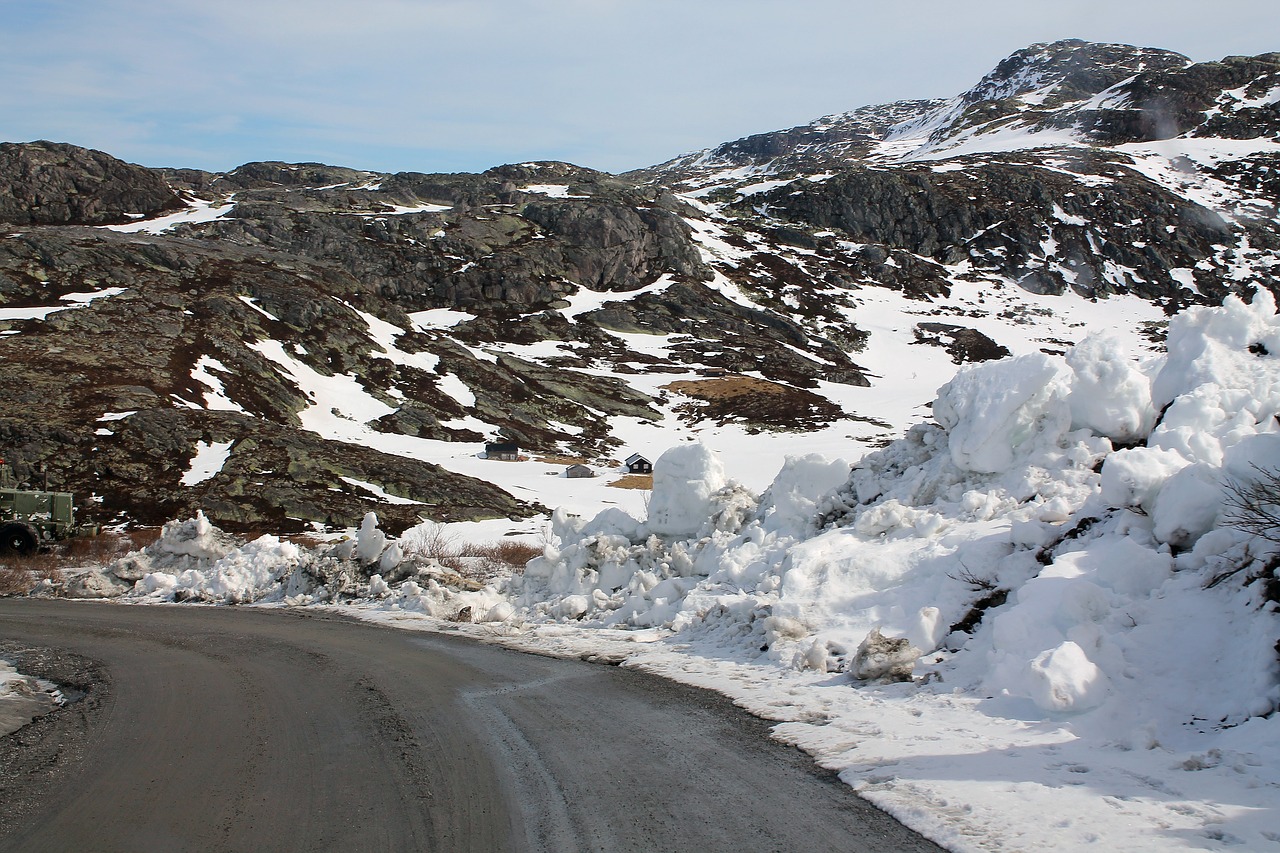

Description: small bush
[59,529,153,565]
[0,551,63,596]
[1222,465,1280,544]
[469,540,541,572]
[399,523,541,583]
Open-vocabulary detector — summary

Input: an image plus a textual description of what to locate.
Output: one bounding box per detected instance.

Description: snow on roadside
[0,659,62,737]
[20,291,1280,851]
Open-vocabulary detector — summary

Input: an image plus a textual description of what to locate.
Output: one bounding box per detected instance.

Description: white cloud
[1,0,1276,174]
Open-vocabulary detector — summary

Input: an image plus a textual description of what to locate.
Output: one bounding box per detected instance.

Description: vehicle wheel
[0,523,38,555]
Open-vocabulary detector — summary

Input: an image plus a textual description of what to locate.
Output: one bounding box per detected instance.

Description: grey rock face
[744,159,1234,300]
[0,141,184,225]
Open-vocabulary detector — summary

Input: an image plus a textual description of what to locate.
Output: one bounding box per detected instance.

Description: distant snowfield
[0,286,127,322]
[103,198,235,234]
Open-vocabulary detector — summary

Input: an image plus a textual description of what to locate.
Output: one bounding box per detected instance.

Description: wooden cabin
[484,441,520,461]
[624,453,652,474]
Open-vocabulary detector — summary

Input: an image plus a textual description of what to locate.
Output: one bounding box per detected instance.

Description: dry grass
[0,551,64,596]
[533,454,586,466]
[607,474,653,490]
[467,540,541,570]
[59,528,160,565]
[284,533,327,549]
[662,374,845,431]
[399,522,541,583]
[0,528,164,596]
[663,374,780,401]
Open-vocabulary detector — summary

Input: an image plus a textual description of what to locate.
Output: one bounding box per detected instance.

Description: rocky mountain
[1,40,1277,534]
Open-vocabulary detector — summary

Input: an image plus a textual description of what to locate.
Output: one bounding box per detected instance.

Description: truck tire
[0,523,38,555]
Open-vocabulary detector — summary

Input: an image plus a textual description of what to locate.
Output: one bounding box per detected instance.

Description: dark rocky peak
[158,167,220,195]
[1086,51,1280,143]
[484,161,605,183]
[897,41,1194,152]
[959,40,1189,108]
[372,162,670,212]
[0,140,184,226]
[638,100,943,185]
[214,160,381,191]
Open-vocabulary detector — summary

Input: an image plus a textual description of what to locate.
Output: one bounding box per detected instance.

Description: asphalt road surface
[0,599,943,853]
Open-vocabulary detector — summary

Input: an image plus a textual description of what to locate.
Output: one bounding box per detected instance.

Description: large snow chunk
[756,454,851,537]
[933,353,1069,474]
[1099,447,1189,512]
[177,535,301,604]
[108,511,240,582]
[646,442,727,537]
[354,512,388,563]
[1026,641,1109,713]
[1051,538,1172,598]
[1222,432,1280,481]
[1066,334,1155,442]
[1151,463,1223,548]
[1152,289,1280,412]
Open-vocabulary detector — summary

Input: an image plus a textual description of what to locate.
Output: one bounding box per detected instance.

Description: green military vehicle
[0,458,90,554]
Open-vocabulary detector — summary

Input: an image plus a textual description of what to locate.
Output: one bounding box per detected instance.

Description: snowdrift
[101,291,1280,850]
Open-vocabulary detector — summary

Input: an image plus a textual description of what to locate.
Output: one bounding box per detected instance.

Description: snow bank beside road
[0,659,60,737]
[52,291,1280,851]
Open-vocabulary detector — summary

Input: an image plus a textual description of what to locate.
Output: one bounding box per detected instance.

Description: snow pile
[511,442,759,627]
[77,291,1280,849]
[111,511,515,616]
[119,513,303,604]
[481,290,1278,848]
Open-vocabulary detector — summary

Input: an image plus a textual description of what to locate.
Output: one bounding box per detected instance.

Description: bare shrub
[398,521,541,584]
[118,527,163,553]
[399,522,461,565]
[59,529,149,565]
[0,551,63,596]
[0,564,33,596]
[1222,465,1280,544]
[469,540,540,573]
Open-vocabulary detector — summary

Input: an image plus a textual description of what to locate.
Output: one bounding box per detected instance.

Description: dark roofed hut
[485,441,520,461]
[624,453,652,474]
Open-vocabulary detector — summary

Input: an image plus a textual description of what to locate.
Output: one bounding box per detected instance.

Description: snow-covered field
[11,290,1277,851]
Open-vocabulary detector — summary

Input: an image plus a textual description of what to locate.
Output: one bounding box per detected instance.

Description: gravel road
[0,599,943,853]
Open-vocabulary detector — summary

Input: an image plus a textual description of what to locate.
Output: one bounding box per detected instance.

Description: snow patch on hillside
[103,198,235,234]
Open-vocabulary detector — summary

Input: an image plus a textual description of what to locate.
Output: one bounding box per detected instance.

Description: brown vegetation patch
[400,523,542,584]
[60,528,161,564]
[662,375,845,431]
[607,474,653,490]
[534,454,586,465]
[0,553,63,596]
[0,529,165,595]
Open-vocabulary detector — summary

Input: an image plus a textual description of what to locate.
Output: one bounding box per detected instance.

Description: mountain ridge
[1,38,1277,533]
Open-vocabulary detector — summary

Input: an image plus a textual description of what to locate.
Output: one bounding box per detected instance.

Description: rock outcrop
[0,141,184,226]
[1,39,1278,533]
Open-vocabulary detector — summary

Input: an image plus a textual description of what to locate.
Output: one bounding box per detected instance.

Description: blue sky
[1,0,1276,175]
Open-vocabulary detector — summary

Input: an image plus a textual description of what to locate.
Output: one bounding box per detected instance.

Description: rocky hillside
[1,39,1277,533]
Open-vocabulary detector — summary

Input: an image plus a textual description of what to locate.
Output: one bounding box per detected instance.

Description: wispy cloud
[1,0,1275,173]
